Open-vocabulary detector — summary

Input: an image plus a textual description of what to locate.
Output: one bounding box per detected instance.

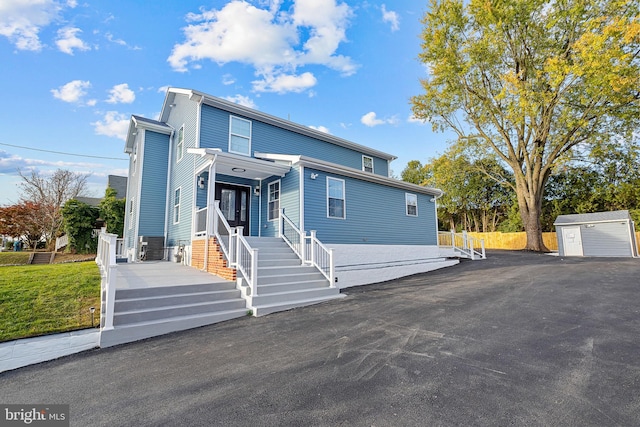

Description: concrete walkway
[1,251,639,425]
[115,260,231,289]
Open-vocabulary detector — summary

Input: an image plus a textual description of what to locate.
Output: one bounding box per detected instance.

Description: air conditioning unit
[138,236,165,261]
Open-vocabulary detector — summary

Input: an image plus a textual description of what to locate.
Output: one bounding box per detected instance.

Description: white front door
[562,226,583,256]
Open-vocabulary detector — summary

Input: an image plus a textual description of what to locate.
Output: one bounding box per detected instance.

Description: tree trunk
[515,177,549,252]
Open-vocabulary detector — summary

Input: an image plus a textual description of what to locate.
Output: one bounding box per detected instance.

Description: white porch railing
[55,234,69,252]
[279,209,335,286]
[438,230,486,260]
[212,201,234,262]
[115,238,124,258]
[234,228,258,296]
[96,230,118,330]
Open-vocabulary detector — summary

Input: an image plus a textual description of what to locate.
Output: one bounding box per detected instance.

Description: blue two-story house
[122,87,453,316]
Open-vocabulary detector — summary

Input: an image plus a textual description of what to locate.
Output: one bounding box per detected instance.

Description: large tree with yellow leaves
[411,0,639,251]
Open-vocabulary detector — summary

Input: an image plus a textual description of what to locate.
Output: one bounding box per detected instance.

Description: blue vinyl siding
[260,167,300,237]
[200,105,389,176]
[138,130,169,237]
[302,168,437,245]
[166,95,199,246]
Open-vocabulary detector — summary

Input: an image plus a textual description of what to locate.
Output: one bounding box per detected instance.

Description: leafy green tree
[61,200,100,254]
[412,0,640,251]
[99,187,126,237]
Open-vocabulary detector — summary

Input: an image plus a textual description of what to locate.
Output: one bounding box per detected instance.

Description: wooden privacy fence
[466,231,640,251]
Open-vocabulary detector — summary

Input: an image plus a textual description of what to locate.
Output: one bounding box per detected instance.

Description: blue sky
[0,0,453,205]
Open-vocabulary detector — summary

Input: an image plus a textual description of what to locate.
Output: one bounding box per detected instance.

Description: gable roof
[160,88,397,162]
[255,152,443,197]
[554,210,631,225]
[124,115,173,153]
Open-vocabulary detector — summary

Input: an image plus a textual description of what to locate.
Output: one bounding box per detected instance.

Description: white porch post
[329,248,335,288]
[310,230,317,266]
[278,208,284,238]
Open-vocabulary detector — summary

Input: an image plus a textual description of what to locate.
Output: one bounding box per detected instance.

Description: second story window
[229,116,251,156]
[174,187,181,224]
[176,126,184,162]
[362,155,374,173]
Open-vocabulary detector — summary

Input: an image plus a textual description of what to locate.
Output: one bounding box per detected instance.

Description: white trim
[162,124,176,253]
[255,152,442,197]
[362,155,374,173]
[554,219,632,226]
[132,132,145,260]
[267,179,281,222]
[299,165,305,234]
[258,178,263,237]
[173,187,182,225]
[228,115,252,156]
[405,193,418,217]
[216,181,252,233]
[161,88,396,161]
[326,176,346,220]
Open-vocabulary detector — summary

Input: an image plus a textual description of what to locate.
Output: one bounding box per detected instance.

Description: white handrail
[234,228,258,296]
[438,230,486,260]
[279,209,304,261]
[96,229,118,331]
[212,201,235,263]
[307,231,335,286]
[279,209,334,285]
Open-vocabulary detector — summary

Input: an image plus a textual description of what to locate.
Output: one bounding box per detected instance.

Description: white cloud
[66,0,77,7]
[222,74,235,85]
[223,95,257,109]
[408,114,428,124]
[92,111,130,140]
[0,150,102,175]
[86,99,97,106]
[55,26,90,54]
[252,72,317,93]
[361,111,398,127]
[309,125,330,134]
[157,85,170,93]
[51,80,91,103]
[168,0,357,94]
[381,5,399,32]
[105,32,141,50]
[106,83,135,104]
[0,0,63,51]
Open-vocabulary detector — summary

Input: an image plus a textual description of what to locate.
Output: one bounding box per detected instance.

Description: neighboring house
[554,210,638,258]
[123,88,453,298]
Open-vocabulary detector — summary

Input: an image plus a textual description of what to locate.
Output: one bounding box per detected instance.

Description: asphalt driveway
[1,251,639,426]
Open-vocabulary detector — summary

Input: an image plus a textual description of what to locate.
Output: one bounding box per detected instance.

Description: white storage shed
[554,210,638,257]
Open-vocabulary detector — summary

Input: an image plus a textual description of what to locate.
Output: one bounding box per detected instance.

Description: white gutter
[203,156,218,272]
[299,165,305,234]
[162,124,176,260]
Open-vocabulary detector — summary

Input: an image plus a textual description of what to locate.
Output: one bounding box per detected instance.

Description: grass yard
[0,261,101,342]
[0,252,31,266]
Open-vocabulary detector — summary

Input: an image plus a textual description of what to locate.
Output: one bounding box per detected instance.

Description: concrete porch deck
[115,260,233,289]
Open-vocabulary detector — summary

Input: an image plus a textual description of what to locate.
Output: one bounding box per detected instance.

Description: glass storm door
[215,183,249,235]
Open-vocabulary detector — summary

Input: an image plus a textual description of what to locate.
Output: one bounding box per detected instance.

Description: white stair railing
[212,201,235,264]
[279,209,335,286]
[96,229,118,330]
[233,227,258,296]
[438,230,486,260]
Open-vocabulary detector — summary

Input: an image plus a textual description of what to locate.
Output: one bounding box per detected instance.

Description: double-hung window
[406,193,418,216]
[174,188,181,224]
[268,180,280,221]
[229,116,251,156]
[327,177,345,219]
[176,126,184,162]
[362,155,374,173]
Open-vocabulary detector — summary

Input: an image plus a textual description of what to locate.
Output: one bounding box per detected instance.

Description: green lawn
[0,261,101,342]
[0,252,31,266]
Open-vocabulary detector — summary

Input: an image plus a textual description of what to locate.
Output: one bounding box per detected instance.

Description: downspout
[163,125,176,261]
[430,189,444,246]
[258,178,263,237]
[299,165,305,234]
[133,130,145,262]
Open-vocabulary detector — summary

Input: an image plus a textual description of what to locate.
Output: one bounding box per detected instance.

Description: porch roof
[255,152,444,198]
[188,148,291,180]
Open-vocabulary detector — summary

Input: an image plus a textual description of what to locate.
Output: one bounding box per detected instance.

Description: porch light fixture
[232,167,246,173]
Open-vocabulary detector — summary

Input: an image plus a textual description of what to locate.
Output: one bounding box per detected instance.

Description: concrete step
[115,283,235,300]
[258,270,326,285]
[259,251,300,261]
[257,279,329,295]
[30,253,53,265]
[250,286,339,307]
[258,265,319,276]
[258,258,302,268]
[100,308,248,348]
[244,237,288,248]
[114,289,241,311]
[114,299,246,325]
[253,293,345,317]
